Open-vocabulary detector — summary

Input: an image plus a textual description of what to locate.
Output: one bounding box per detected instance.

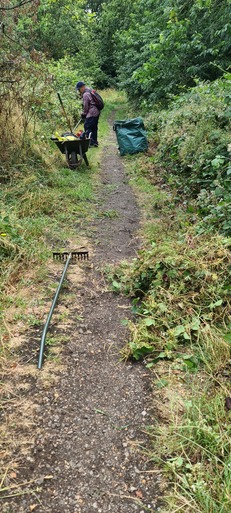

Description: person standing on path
[76,81,100,147]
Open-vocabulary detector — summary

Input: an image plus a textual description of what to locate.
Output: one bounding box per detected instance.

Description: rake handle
[37,252,72,369]
[57,92,73,133]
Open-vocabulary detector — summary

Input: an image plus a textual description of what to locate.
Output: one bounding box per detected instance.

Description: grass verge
[0,88,125,347]
[107,148,231,513]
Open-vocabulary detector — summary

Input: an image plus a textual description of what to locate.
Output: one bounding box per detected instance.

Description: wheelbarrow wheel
[65,149,82,169]
[63,143,85,169]
[70,151,77,167]
[70,151,83,168]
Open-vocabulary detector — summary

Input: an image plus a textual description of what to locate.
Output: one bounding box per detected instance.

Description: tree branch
[0,0,35,10]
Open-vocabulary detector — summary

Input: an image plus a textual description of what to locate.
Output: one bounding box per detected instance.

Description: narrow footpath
[3,123,162,513]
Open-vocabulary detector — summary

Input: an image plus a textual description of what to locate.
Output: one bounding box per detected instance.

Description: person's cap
[76,81,85,90]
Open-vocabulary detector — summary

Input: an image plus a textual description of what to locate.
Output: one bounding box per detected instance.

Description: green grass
[106,145,231,513]
[154,391,231,513]
[0,87,129,353]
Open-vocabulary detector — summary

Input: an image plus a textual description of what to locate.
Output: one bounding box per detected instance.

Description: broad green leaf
[158,302,167,312]
[156,379,169,388]
[174,325,185,336]
[209,299,223,309]
[144,317,155,326]
[190,318,201,331]
[130,342,153,361]
[224,333,231,344]
[112,280,121,290]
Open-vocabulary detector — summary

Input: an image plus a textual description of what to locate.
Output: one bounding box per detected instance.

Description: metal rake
[38,250,89,369]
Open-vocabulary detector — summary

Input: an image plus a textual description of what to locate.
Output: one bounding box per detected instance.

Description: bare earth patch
[0,123,164,512]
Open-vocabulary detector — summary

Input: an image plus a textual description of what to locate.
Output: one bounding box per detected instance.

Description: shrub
[149,77,231,234]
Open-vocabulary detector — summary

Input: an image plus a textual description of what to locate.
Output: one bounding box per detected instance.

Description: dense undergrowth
[108,81,231,512]
[112,233,230,368]
[147,75,231,236]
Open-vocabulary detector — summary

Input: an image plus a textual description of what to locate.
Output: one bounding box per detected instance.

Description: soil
[1,123,164,512]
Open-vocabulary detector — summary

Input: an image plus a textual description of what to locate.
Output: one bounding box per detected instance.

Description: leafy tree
[84,0,103,13]
[14,0,86,59]
[113,0,231,105]
[89,0,135,85]
[112,0,170,102]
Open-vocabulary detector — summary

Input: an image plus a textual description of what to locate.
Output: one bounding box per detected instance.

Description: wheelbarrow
[51,133,91,169]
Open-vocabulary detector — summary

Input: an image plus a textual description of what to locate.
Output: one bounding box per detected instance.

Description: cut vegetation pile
[112,233,230,371]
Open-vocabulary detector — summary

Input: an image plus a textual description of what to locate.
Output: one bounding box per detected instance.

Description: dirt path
[2,124,162,512]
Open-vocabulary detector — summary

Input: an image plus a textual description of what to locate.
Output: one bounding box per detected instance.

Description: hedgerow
[148,76,231,235]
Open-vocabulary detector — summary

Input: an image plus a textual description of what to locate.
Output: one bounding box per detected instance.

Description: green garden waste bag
[113,117,148,156]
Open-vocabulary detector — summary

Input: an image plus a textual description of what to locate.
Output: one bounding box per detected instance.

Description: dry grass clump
[0,94,39,170]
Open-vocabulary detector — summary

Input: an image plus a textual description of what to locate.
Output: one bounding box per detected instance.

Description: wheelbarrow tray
[52,137,91,168]
[54,138,90,155]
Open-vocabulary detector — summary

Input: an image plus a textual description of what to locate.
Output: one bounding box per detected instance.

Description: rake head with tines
[53,251,89,262]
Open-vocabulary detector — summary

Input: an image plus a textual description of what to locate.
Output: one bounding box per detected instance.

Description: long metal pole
[37,253,72,369]
[73,118,83,133]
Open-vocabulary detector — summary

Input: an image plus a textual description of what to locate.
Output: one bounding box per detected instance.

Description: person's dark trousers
[84,116,99,146]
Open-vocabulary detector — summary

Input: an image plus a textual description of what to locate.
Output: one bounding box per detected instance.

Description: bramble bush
[148,76,231,235]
